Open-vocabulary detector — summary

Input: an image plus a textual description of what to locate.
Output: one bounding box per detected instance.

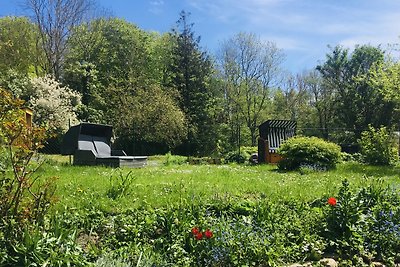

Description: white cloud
[185,0,400,72]
[262,35,307,51]
[150,0,164,6]
[149,0,165,15]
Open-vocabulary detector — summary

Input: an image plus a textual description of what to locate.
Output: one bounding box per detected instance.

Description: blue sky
[1,0,400,73]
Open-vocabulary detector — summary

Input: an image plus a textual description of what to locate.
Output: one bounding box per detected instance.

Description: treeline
[1,0,400,156]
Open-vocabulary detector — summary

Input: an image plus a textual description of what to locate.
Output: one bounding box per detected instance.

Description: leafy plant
[324,180,365,258]
[0,88,56,223]
[0,87,59,266]
[359,125,398,165]
[278,136,342,171]
[106,170,136,200]
[240,146,258,155]
[224,150,250,164]
[164,152,188,166]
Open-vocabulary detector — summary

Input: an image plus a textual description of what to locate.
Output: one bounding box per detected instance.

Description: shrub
[324,179,400,265]
[28,75,81,133]
[240,146,257,155]
[359,125,398,166]
[164,152,188,165]
[277,136,341,171]
[224,150,250,164]
[0,88,59,266]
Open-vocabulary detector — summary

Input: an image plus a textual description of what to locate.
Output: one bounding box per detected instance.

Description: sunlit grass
[38,157,400,213]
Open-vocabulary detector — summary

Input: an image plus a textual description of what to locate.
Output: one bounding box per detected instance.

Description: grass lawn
[40,156,400,212]
[5,155,400,266]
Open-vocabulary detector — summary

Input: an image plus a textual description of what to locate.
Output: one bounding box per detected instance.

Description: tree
[316,46,349,138]
[28,76,82,133]
[65,18,151,89]
[303,70,335,138]
[219,32,284,146]
[64,17,153,124]
[370,61,400,103]
[359,125,398,166]
[25,0,93,78]
[110,85,187,154]
[317,45,394,142]
[168,11,216,155]
[65,17,190,154]
[271,73,313,123]
[0,16,44,77]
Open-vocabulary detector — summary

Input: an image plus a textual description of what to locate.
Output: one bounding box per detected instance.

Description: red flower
[327,197,337,206]
[204,229,213,239]
[195,232,203,240]
[191,227,200,235]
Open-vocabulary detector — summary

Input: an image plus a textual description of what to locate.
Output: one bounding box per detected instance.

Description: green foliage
[4,157,400,265]
[224,150,250,164]
[240,146,257,155]
[324,179,400,265]
[220,32,285,146]
[9,218,88,266]
[317,45,396,142]
[0,16,44,76]
[106,170,136,200]
[164,152,188,166]
[278,136,342,171]
[37,177,400,266]
[168,11,217,156]
[340,152,363,162]
[65,18,190,154]
[0,88,61,265]
[62,61,105,122]
[0,88,55,223]
[359,125,398,165]
[125,85,188,148]
[95,254,133,267]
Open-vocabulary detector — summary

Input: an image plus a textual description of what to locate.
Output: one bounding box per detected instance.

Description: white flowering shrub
[29,76,81,133]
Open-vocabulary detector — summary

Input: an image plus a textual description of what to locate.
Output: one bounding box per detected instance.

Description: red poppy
[191,227,200,235]
[327,197,337,206]
[204,229,213,239]
[195,232,203,240]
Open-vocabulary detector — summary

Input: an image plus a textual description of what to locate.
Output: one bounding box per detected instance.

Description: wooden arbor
[258,120,296,164]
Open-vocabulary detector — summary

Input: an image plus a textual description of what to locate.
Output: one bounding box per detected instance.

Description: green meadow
[4,155,400,266]
[41,156,400,212]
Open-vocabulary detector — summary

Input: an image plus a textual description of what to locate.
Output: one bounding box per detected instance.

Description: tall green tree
[168,11,216,155]
[271,73,314,129]
[302,70,335,138]
[64,18,151,121]
[317,45,394,142]
[219,32,284,146]
[64,18,188,154]
[0,16,43,77]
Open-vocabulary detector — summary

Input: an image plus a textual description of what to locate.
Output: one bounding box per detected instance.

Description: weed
[106,170,136,200]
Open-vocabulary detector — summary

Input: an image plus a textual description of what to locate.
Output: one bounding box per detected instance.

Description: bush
[277,136,341,171]
[224,150,250,164]
[28,75,82,133]
[359,125,398,166]
[240,146,257,155]
[164,152,188,166]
